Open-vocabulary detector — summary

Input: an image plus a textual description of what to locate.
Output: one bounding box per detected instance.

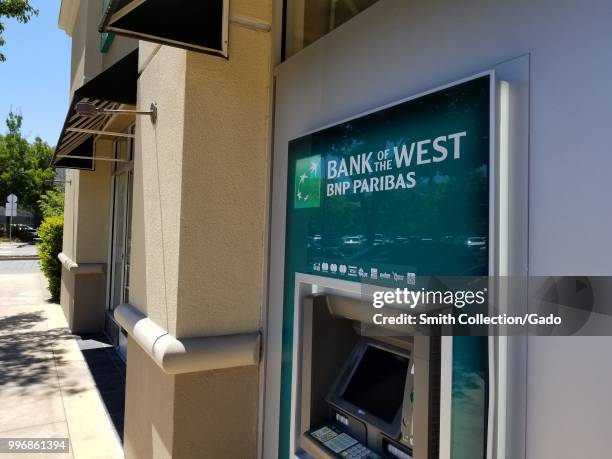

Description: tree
[0,0,38,61]
[38,189,64,219]
[0,111,57,224]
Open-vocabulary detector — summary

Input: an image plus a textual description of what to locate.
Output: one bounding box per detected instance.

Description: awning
[99,0,228,57]
[53,49,138,170]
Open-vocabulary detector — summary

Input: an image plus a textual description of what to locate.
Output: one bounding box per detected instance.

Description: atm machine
[268,71,528,459]
[297,295,440,459]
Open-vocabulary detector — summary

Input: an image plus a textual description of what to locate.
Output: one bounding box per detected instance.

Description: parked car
[9,224,38,241]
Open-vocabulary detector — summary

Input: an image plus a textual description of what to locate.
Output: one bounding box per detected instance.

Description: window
[285,0,380,58]
[105,126,134,358]
[109,132,133,311]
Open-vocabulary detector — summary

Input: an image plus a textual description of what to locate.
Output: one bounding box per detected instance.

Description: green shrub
[38,215,63,300]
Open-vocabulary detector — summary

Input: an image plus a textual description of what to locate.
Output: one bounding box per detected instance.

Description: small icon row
[313,263,416,285]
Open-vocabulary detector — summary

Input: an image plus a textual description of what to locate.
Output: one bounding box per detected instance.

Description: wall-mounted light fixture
[75,101,157,123]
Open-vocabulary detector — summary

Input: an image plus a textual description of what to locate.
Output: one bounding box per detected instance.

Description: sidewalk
[0,260,124,459]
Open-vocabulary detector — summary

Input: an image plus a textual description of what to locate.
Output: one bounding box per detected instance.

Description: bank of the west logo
[294,155,321,208]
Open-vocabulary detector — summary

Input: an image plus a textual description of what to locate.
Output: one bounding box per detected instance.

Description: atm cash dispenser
[298,295,440,459]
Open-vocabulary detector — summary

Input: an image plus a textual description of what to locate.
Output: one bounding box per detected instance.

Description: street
[0,243,39,260]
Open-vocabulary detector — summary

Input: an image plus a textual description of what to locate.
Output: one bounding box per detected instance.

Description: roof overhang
[99,0,229,57]
[52,49,139,170]
[58,0,80,36]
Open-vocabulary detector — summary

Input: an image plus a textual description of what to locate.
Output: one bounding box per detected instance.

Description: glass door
[106,128,134,359]
[110,171,129,308]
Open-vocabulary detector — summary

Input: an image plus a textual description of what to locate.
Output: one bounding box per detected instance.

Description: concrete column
[124,0,274,455]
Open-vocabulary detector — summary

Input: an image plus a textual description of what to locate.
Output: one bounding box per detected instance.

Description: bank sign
[295,130,468,207]
[280,74,492,458]
[286,75,491,284]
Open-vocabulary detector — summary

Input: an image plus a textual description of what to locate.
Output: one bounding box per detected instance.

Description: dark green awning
[52,49,138,170]
[99,0,228,57]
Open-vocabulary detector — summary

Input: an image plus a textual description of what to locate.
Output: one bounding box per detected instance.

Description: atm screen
[341,345,409,423]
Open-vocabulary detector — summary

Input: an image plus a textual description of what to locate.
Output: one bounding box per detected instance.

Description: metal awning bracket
[66,127,135,138]
[75,101,157,123]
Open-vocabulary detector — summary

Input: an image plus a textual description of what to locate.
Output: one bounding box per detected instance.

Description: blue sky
[0,0,70,146]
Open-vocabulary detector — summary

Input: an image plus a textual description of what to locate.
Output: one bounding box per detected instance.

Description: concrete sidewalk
[0,260,124,459]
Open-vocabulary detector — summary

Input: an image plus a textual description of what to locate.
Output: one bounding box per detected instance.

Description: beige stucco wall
[59,266,75,328]
[60,165,79,325]
[124,0,274,456]
[69,0,101,93]
[173,366,259,458]
[124,337,175,459]
[61,168,79,260]
[176,14,273,338]
[60,269,107,333]
[129,45,186,334]
[76,143,112,262]
[124,45,186,457]
[60,143,112,334]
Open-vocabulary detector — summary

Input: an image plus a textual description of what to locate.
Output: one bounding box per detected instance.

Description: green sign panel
[280,74,492,458]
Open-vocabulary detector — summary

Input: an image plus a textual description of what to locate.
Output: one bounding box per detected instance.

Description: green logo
[294,155,321,208]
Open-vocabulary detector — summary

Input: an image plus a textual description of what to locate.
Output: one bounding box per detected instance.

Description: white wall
[268,0,612,457]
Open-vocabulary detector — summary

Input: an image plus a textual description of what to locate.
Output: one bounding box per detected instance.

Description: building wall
[60,145,111,333]
[68,0,101,93]
[59,0,137,334]
[119,48,184,455]
[124,337,176,459]
[75,140,112,264]
[172,366,259,458]
[61,168,79,261]
[177,18,272,338]
[123,0,274,457]
[129,44,186,334]
[267,0,612,457]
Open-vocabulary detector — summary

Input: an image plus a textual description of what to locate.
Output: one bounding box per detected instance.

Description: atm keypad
[311,426,340,443]
[308,426,381,459]
[340,444,380,459]
[324,433,358,453]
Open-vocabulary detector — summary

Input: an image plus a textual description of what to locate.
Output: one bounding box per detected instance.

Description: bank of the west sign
[280,74,492,458]
[325,129,467,197]
[287,74,491,281]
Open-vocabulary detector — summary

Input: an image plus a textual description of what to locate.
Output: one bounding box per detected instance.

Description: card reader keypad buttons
[311,426,339,443]
[324,433,358,453]
[308,426,381,459]
[340,444,380,459]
